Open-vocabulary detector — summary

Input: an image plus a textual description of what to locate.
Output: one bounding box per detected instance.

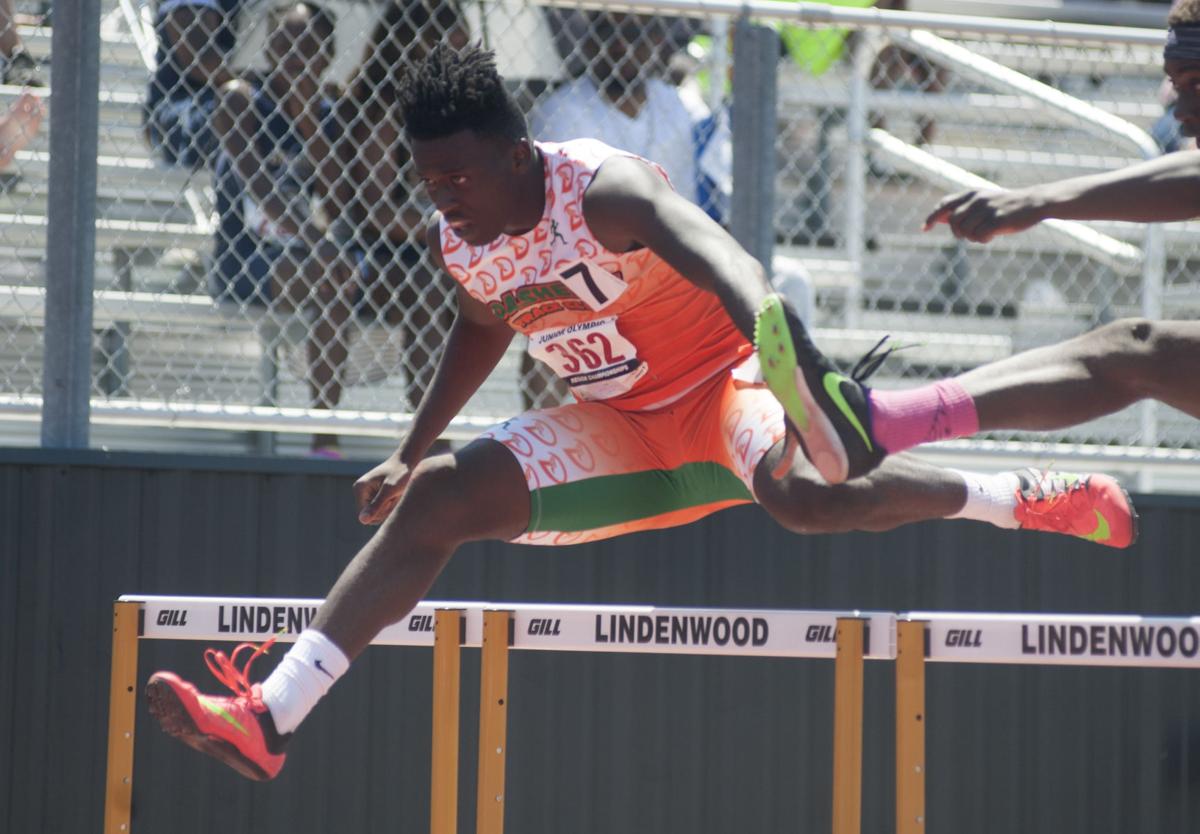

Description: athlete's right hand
[354,451,415,525]
[922,188,1045,242]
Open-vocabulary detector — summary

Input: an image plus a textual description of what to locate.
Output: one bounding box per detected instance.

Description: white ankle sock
[261,630,350,735]
[946,470,1021,529]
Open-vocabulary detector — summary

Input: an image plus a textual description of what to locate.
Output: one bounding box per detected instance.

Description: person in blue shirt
[144,0,243,168]
[314,0,468,454]
[208,3,345,453]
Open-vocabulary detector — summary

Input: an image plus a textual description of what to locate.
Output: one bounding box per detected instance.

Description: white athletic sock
[946,469,1021,529]
[260,629,350,735]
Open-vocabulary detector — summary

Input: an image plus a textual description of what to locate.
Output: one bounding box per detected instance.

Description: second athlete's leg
[868,317,1200,456]
[959,318,1200,428]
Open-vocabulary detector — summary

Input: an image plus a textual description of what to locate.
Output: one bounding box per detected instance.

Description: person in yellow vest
[778,0,875,76]
[779,0,946,188]
[776,0,875,246]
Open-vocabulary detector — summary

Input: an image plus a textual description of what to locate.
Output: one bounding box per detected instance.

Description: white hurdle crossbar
[104,597,1200,834]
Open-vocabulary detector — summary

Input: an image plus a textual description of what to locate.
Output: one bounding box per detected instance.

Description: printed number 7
[559,263,608,306]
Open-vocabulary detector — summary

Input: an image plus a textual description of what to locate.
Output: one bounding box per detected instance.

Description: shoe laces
[848,335,915,383]
[1017,471,1090,522]
[204,637,278,700]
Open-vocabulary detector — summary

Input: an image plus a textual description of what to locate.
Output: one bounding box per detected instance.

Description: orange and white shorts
[479,358,787,546]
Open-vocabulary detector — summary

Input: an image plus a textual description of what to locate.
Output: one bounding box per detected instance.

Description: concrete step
[0,211,209,251]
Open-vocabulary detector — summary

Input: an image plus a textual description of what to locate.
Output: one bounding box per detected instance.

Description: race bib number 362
[529,317,647,400]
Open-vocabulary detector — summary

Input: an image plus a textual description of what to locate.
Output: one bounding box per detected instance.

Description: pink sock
[867,379,979,454]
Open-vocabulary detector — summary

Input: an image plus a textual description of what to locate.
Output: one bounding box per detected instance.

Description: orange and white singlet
[438,139,751,411]
[440,139,785,546]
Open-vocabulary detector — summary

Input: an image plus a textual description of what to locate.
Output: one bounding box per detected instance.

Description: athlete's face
[411,130,534,246]
[1165,58,1200,137]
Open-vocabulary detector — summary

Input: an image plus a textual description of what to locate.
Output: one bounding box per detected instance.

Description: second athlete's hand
[923,188,1045,242]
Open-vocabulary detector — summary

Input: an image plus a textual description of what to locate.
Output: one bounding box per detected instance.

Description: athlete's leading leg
[146,439,530,780]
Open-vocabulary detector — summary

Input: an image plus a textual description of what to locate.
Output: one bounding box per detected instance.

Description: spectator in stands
[1155,0,1198,153]
[0,89,42,170]
[144,0,242,168]
[1151,76,1195,153]
[525,10,703,407]
[0,0,42,86]
[534,11,702,204]
[207,3,346,455]
[867,0,947,159]
[312,0,469,455]
[773,0,873,247]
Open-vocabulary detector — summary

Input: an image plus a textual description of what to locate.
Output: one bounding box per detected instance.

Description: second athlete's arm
[924,150,1200,242]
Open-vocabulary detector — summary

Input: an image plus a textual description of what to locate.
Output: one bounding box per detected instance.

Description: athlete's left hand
[354,451,415,525]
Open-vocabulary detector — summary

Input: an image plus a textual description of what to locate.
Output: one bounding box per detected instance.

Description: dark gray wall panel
[1,450,1198,834]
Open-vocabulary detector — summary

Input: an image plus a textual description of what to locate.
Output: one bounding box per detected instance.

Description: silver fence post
[731,16,778,280]
[42,0,101,448]
[709,18,729,114]
[844,31,870,329]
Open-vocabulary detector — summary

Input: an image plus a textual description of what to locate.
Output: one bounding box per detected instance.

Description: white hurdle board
[120,596,1200,668]
[906,611,1200,669]
[119,595,897,660]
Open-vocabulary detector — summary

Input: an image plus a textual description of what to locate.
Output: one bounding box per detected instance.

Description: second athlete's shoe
[1012,468,1138,549]
[146,640,288,781]
[754,293,887,484]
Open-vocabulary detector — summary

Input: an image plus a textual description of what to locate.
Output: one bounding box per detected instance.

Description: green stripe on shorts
[529,461,753,533]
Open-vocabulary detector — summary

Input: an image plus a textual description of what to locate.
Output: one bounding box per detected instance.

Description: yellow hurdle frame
[103,601,922,834]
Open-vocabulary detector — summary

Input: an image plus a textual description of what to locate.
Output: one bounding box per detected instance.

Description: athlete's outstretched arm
[354,223,515,523]
[581,155,774,342]
[924,149,1200,242]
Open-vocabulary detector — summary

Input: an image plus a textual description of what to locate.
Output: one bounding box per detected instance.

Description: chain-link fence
[0,0,1196,478]
[0,0,47,411]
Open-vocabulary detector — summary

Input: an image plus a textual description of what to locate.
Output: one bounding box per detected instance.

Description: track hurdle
[893,611,1200,834]
[109,599,1200,833]
[104,596,895,834]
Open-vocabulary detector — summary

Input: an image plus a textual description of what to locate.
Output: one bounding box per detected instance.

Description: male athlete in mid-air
[146,45,1142,781]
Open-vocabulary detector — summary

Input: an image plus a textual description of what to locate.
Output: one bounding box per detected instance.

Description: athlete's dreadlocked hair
[399,42,528,142]
[1169,0,1200,27]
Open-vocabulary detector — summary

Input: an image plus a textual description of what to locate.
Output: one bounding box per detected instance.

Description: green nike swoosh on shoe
[822,372,874,452]
[753,294,886,483]
[147,657,288,781]
[1013,469,1137,549]
[199,695,250,736]
[1080,509,1111,543]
